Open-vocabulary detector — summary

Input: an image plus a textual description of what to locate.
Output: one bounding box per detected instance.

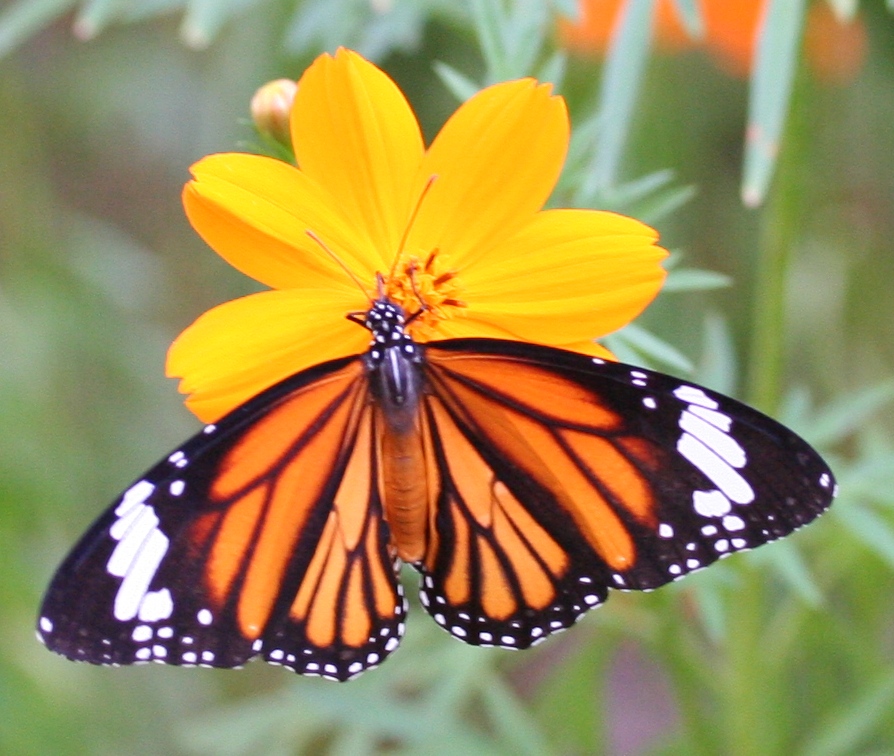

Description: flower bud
[250,79,298,147]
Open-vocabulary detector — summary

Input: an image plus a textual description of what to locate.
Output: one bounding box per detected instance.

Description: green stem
[746,69,807,413]
[724,571,783,756]
[732,63,808,756]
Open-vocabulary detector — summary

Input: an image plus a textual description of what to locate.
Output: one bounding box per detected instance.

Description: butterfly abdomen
[365,298,430,563]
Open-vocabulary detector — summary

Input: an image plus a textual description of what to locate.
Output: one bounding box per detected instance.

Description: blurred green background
[2,1,894,754]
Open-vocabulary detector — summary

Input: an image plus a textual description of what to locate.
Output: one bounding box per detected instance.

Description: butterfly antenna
[306,230,373,303]
[387,175,438,284]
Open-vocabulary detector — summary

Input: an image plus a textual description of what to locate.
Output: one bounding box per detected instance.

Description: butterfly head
[360,298,421,367]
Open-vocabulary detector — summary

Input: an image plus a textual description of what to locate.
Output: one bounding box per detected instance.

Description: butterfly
[38,295,835,681]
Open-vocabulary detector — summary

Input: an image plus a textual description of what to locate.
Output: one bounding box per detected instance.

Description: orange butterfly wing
[418,339,833,648]
[39,357,405,681]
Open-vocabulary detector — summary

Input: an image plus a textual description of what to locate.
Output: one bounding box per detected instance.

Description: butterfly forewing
[417,339,835,648]
[38,356,407,681]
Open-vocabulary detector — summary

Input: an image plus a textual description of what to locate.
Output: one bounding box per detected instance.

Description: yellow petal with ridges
[166,288,369,422]
[408,79,568,268]
[291,48,425,268]
[461,208,666,343]
[184,154,376,292]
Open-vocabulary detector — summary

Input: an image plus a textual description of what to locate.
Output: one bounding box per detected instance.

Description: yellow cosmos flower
[169,48,668,423]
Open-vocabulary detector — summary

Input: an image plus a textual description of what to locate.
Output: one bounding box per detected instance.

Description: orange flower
[559,0,866,81]
[170,49,667,422]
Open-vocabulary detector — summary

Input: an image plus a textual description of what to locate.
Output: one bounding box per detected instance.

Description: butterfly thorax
[362,299,430,563]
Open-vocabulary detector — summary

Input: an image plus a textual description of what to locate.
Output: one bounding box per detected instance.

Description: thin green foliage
[3,1,894,754]
[742,0,807,206]
[669,0,704,39]
[585,0,655,193]
[0,0,75,58]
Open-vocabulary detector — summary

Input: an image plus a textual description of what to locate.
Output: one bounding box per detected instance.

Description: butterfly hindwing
[38,356,406,681]
[418,339,835,648]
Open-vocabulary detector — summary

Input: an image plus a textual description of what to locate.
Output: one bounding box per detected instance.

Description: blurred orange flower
[559,0,866,82]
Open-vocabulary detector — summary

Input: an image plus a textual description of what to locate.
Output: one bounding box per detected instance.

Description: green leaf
[585,0,656,193]
[536,50,567,88]
[824,0,859,21]
[634,182,697,224]
[180,0,260,49]
[741,0,807,206]
[760,543,824,607]
[577,168,671,209]
[480,676,553,756]
[668,0,704,39]
[550,0,579,20]
[838,505,894,571]
[799,671,894,756]
[696,312,737,397]
[604,323,694,374]
[469,0,504,80]
[468,0,552,82]
[433,61,481,103]
[662,269,732,294]
[806,382,894,447]
[826,0,860,21]
[72,0,124,39]
[0,0,75,59]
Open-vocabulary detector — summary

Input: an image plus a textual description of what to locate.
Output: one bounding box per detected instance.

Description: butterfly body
[363,299,430,563]
[38,297,836,681]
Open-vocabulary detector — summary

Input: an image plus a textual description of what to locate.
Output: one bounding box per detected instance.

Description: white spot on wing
[113,528,170,621]
[722,515,746,532]
[138,588,173,622]
[197,609,213,626]
[693,489,732,517]
[679,410,747,468]
[115,480,155,518]
[689,404,733,432]
[108,504,158,574]
[673,385,719,410]
[678,434,754,504]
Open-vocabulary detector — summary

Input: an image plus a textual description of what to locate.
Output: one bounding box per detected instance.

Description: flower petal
[436,315,617,360]
[291,48,425,268]
[408,79,569,268]
[166,288,369,422]
[184,154,379,292]
[460,208,667,344]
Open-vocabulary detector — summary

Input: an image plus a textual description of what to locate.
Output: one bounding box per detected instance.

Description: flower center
[383,249,466,340]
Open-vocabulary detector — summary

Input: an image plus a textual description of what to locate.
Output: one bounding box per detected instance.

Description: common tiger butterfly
[38,295,835,681]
